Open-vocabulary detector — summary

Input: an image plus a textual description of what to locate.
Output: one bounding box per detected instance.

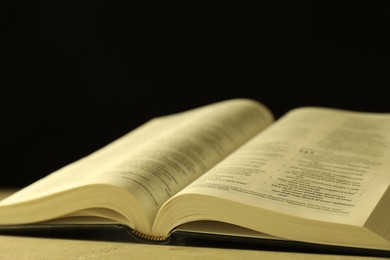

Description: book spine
[131,230,168,243]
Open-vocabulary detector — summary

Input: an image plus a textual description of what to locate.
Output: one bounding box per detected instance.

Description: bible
[0,98,389,256]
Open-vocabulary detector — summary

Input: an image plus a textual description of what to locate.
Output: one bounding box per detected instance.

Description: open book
[1,99,390,256]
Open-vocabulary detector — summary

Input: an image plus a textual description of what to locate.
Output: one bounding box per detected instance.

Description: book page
[83,99,273,223]
[0,99,274,233]
[173,107,390,226]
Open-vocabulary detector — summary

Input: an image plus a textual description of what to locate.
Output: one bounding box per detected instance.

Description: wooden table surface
[0,189,387,260]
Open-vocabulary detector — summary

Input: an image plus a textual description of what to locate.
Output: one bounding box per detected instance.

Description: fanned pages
[0,98,389,254]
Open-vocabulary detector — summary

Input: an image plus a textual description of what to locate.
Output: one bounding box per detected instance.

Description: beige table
[0,189,387,260]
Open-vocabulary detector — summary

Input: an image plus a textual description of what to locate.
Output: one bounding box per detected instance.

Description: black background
[1,1,389,187]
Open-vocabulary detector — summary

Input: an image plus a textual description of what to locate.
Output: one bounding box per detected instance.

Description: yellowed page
[0,99,274,235]
[160,108,390,235]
